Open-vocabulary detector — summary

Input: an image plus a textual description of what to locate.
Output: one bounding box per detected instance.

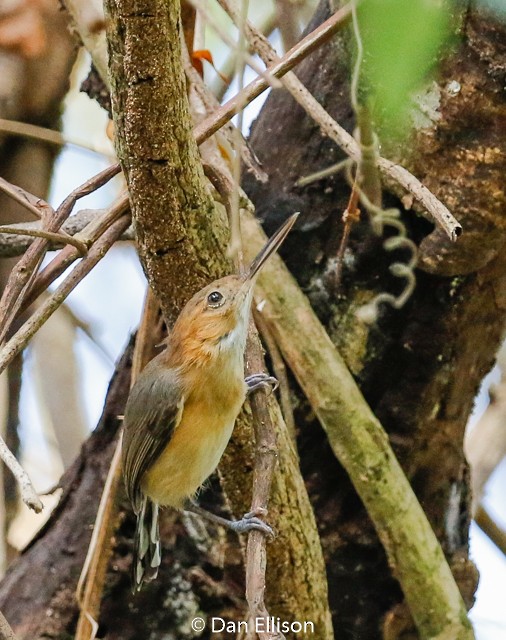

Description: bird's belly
[141,402,239,508]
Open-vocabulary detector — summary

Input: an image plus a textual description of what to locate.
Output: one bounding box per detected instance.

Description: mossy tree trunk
[0,1,504,639]
[242,2,505,637]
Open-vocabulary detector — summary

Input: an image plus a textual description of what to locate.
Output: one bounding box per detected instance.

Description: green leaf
[356,0,453,139]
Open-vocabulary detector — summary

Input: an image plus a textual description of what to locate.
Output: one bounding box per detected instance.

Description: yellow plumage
[121,213,298,589]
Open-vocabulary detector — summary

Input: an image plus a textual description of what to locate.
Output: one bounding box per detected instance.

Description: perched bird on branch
[122,213,298,590]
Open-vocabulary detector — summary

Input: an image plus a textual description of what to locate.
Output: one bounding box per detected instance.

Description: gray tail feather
[133,496,161,592]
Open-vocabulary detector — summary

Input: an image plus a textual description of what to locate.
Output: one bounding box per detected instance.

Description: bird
[121,213,298,589]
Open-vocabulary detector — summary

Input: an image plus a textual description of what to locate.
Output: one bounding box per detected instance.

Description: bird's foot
[225,509,274,536]
[245,373,279,395]
[185,501,274,537]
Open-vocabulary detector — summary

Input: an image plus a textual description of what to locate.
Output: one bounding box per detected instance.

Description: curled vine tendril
[350,2,418,324]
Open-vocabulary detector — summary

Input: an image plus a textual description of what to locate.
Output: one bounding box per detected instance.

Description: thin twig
[379,159,462,240]
[203,164,236,225]
[193,3,354,145]
[244,322,286,640]
[295,158,350,187]
[0,118,112,158]
[76,288,161,640]
[474,503,506,558]
[216,0,462,241]
[0,436,42,513]
[0,163,121,343]
[0,176,49,219]
[253,309,296,444]
[0,225,88,256]
[333,173,361,292]
[0,215,130,378]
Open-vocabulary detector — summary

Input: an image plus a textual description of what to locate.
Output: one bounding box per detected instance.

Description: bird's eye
[207,290,224,307]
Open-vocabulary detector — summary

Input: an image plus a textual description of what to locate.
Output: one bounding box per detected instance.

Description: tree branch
[241,211,474,640]
[104,2,333,634]
[217,0,462,241]
[0,225,88,255]
[244,325,286,640]
[0,164,121,343]
[0,215,130,378]
[104,0,228,322]
[0,437,42,513]
[0,208,133,258]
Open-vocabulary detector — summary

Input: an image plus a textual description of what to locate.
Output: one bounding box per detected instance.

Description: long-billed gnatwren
[122,213,298,589]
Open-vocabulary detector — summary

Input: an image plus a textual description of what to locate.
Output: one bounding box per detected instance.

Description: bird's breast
[141,364,246,508]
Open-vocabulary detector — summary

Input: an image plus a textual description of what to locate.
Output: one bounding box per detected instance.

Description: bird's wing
[121,360,184,513]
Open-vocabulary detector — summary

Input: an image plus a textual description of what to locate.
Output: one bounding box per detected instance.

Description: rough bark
[0,2,333,637]
[241,212,473,639]
[103,0,332,637]
[104,0,228,322]
[0,2,503,639]
[242,2,505,638]
[0,342,132,637]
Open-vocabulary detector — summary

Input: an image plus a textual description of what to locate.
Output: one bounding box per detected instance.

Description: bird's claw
[184,501,275,537]
[245,373,279,395]
[228,512,275,537]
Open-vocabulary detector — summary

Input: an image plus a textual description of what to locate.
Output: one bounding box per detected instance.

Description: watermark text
[191,616,315,635]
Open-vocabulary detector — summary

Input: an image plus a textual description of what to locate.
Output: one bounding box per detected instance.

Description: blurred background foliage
[356,0,454,140]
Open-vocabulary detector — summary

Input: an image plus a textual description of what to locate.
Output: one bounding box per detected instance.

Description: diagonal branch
[0,225,88,255]
[240,211,474,640]
[0,177,49,220]
[0,164,121,343]
[0,215,131,378]
[75,288,161,640]
[217,0,462,241]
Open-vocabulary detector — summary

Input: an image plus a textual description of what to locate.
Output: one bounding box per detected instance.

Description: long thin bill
[246,212,299,280]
